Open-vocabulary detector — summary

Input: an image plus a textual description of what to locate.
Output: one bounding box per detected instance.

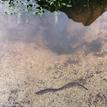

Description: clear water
[0,1,107,107]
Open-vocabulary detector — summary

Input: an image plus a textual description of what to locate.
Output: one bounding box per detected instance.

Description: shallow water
[1,10,107,55]
[0,2,107,107]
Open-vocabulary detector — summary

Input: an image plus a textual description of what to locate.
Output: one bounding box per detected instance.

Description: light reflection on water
[0,11,107,55]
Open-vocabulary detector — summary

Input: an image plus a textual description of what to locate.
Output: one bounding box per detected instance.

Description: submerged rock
[37,0,107,26]
[62,1,107,26]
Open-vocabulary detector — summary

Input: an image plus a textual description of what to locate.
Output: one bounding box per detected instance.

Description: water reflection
[0,10,107,55]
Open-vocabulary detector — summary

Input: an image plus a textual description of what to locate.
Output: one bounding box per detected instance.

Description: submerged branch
[35,81,88,95]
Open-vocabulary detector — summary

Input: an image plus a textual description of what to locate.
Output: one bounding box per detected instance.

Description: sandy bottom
[0,36,106,107]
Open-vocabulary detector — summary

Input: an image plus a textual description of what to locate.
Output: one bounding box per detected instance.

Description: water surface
[0,1,107,107]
